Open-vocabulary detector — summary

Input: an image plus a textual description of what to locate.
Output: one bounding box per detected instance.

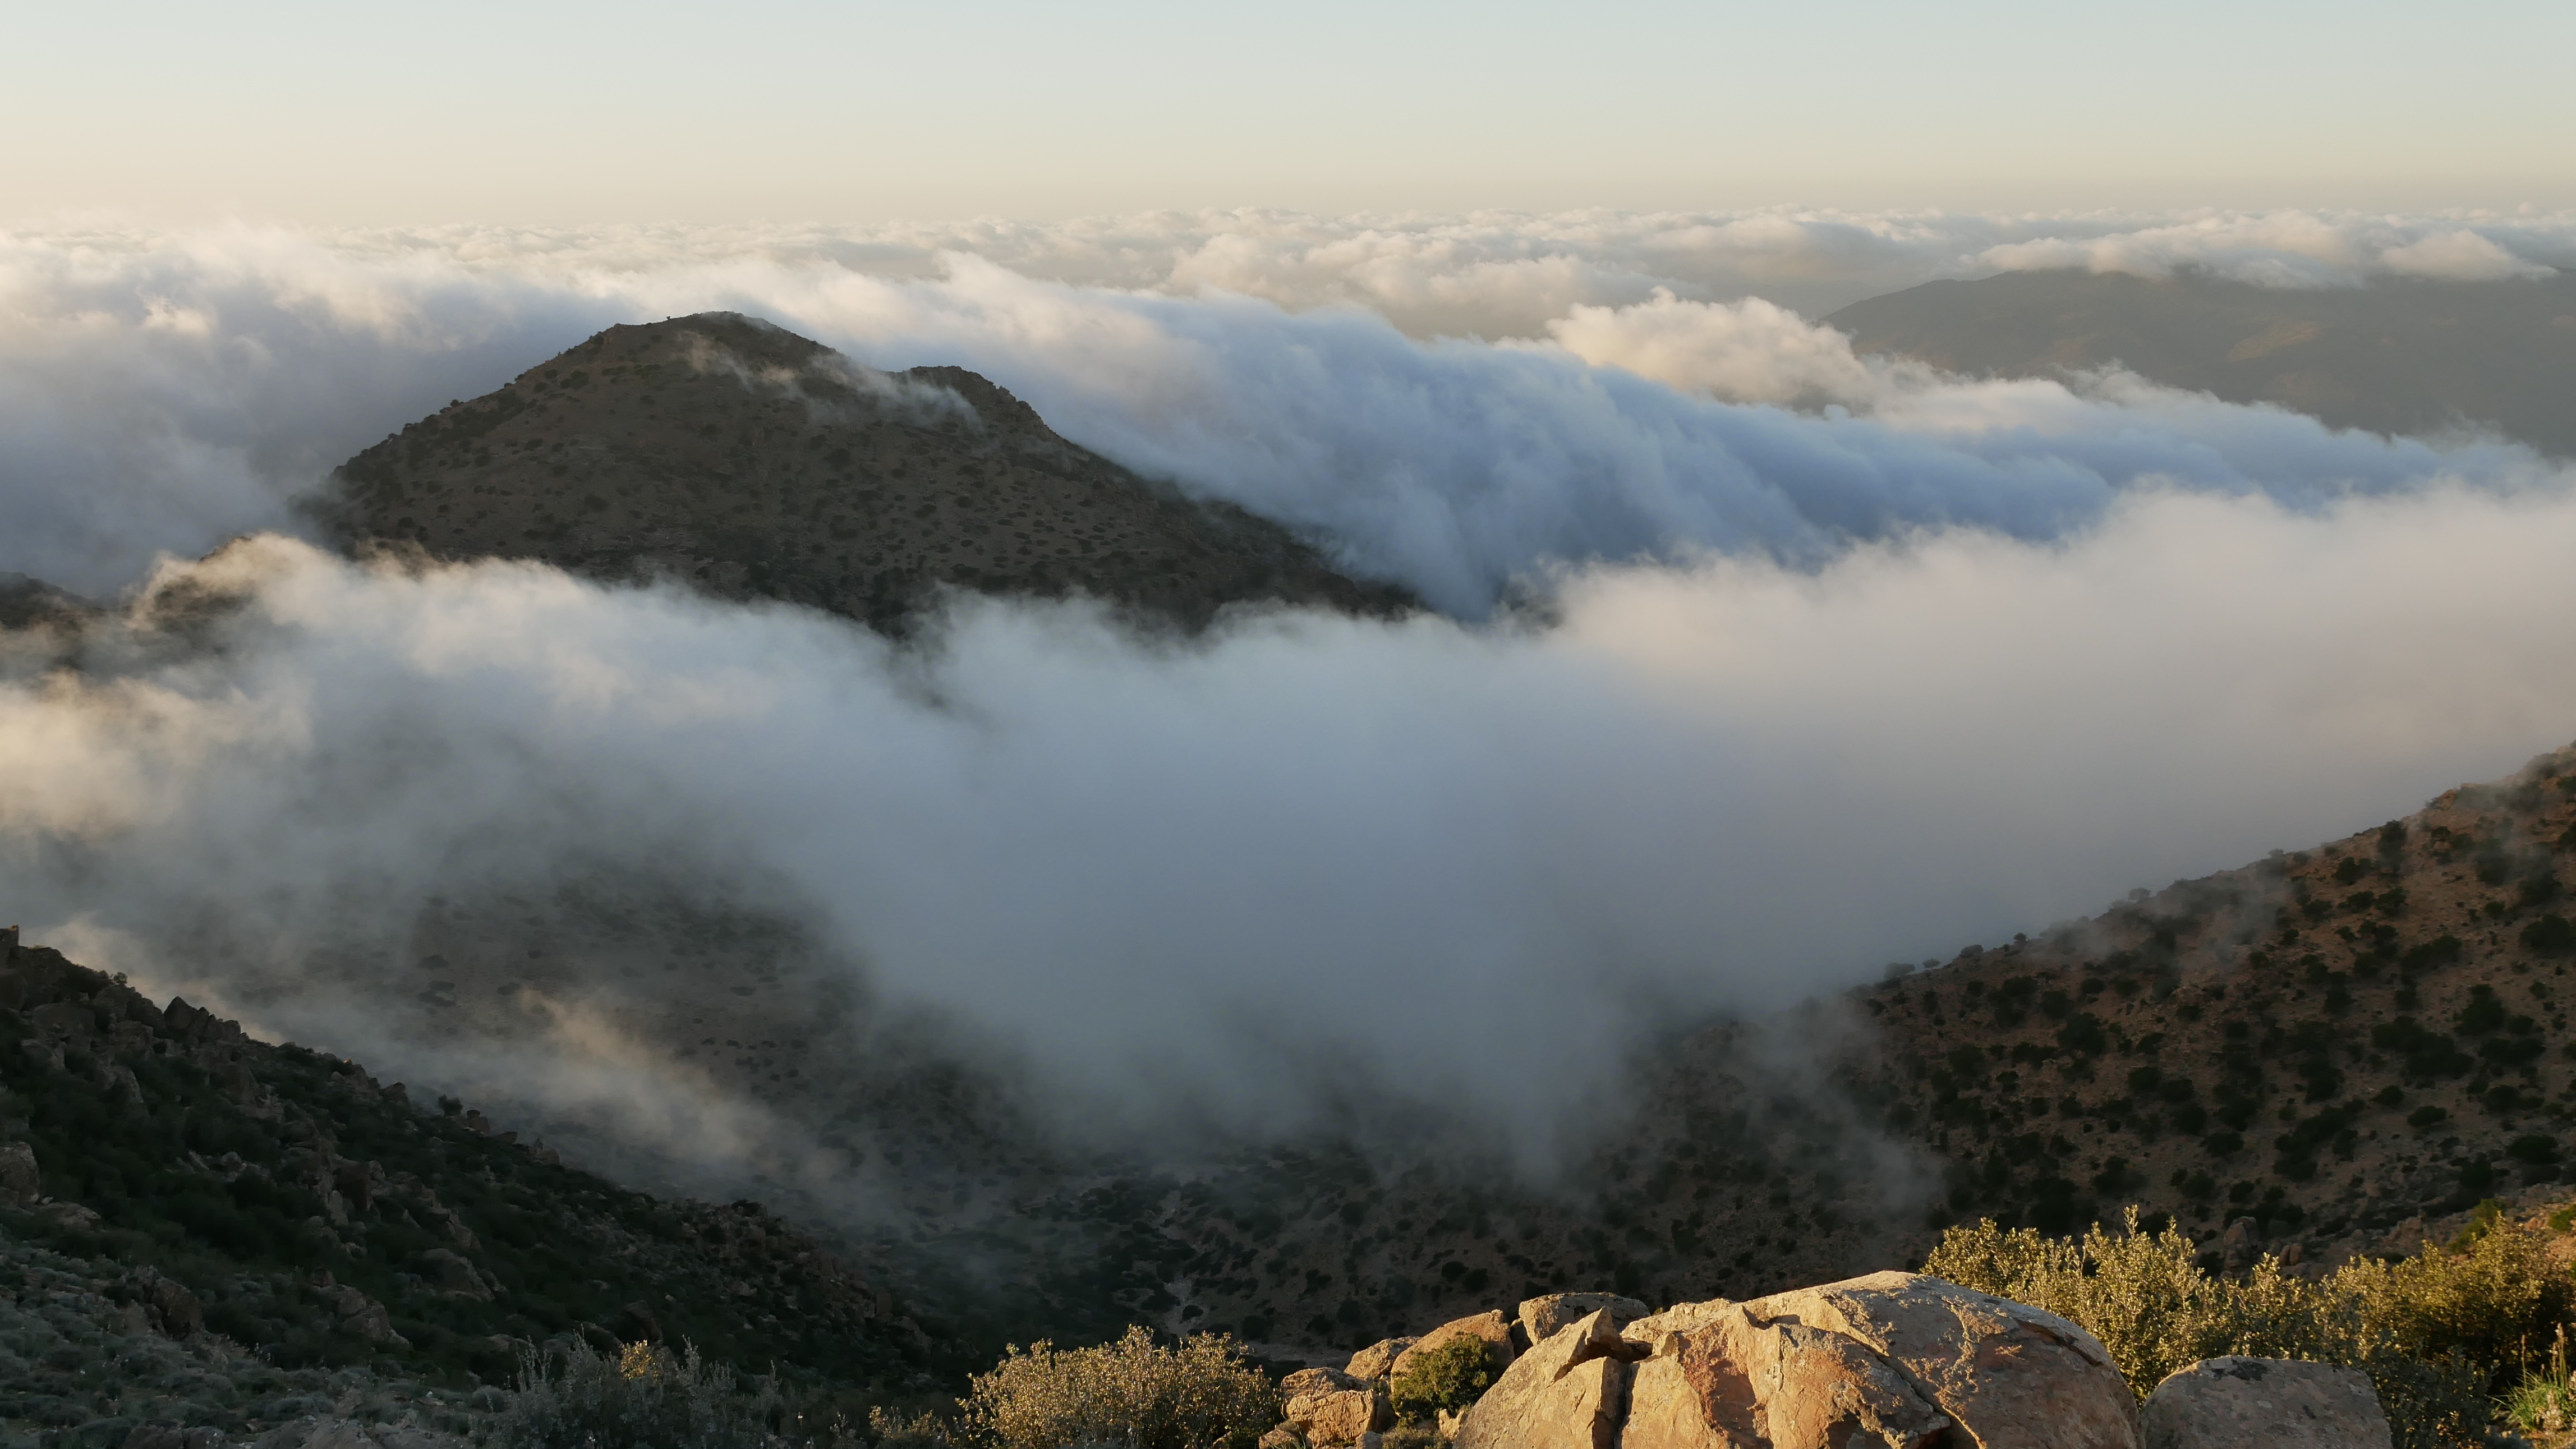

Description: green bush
[956,1326,1277,1449]
[1388,1334,1501,1423]
[1921,1206,2543,1448]
[497,1340,779,1449]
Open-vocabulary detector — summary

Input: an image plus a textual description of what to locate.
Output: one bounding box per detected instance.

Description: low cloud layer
[10,482,2576,1167]
[4,224,2563,609]
[6,218,2576,1182]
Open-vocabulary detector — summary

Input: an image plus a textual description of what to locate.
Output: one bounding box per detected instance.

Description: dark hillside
[1829,269,2576,456]
[311,313,1414,631]
[0,926,948,1423]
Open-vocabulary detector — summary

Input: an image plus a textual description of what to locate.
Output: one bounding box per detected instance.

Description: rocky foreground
[1268,1277,2390,1449]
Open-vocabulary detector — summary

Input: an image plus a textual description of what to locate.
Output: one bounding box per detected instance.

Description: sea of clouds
[3,210,2575,1170]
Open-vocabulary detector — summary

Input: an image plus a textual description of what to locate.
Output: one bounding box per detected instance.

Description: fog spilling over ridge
[4,218,2569,603]
[5,215,2576,1187]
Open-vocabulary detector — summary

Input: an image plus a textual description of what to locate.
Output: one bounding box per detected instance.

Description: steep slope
[1827,269,2576,456]
[970,740,2576,1365]
[312,313,1414,630]
[0,925,947,1425]
[1850,741,2576,1261]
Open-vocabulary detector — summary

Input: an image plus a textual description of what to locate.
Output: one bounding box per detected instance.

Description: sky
[4,0,2572,223]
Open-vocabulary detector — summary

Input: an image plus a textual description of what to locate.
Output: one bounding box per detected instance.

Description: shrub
[498,1340,779,1449]
[1389,1334,1501,1423]
[2523,916,2575,956]
[1922,1207,2527,1448]
[956,1326,1277,1449]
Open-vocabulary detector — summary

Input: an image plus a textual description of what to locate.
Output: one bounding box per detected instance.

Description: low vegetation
[498,1341,779,1449]
[952,1326,1276,1449]
[1387,1335,1496,1424]
[1925,1203,2572,1448]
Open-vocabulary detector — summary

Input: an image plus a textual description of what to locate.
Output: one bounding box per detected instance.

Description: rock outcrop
[1733,1272,2137,1448]
[1453,1308,1641,1449]
[1275,1274,2142,1449]
[2138,1357,2391,1449]
[1522,1292,1650,1346]
[1622,1299,1948,1449]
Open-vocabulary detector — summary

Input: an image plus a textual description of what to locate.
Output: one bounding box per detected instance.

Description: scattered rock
[1519,1292,1650,1347]
[2140,1356,2390,1449]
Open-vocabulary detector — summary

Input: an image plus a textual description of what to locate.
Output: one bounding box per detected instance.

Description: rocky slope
[0,925,949,1445]
[311,312,1414,630]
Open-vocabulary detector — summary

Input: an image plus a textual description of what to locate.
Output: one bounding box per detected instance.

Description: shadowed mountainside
[310,312,1415,631]
[0,924,953,1439]
[1828,268,2576,456]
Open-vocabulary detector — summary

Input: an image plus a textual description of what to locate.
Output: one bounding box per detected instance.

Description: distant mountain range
[313,312,1415,631]
[1828,269,2576,457]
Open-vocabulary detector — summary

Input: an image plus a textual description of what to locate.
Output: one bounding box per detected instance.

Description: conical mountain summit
[317,312,1414,629]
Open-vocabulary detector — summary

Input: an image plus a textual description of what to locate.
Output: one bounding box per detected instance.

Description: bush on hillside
[498,1340,780,1449]
[1388,1333,1501,1423]
[1921,1206,2547,1448]
[956,1326,1277,1449]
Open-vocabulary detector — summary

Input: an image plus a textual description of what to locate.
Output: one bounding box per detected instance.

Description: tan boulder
[1621,1300,1948,1449]
[1257,1427,1304,1449]
[1296,1385,1390,1446]
[1740,1272,2136,1449]
[1455,1309,1642,1449]
[1284,1366,1360,1399]
[1522,1292,1652,1346]
[2139,1357,2389,1449]
[1345,1336,1416,1381]
[1622,1299,1740,1347]
[1390,1309,1516,1385]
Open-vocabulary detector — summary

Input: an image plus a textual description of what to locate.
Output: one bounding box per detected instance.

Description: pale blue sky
[3,0,2569,222]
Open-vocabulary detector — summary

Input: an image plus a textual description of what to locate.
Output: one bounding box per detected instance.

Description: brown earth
[310,312,1415,631]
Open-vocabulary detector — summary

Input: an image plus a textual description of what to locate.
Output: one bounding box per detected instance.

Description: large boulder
[1737,1272,2136,1449]
[1455,1308,1643,1449]
[1283,1367,1360,1400]
[0,1139,39,1204]
[1345,1337,1416,1381]
[1296,1385,1389,1447]
[2139,1357,2390,1449]
[1522,1292,1652,1346]
[1390,1309,1517,1384]
[1622,1300,1949,1449]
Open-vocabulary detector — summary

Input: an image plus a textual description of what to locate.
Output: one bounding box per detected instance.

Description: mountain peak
[316,315,1413,631]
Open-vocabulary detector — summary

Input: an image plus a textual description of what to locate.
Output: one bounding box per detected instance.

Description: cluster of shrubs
[1924,1204,2570,1449]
